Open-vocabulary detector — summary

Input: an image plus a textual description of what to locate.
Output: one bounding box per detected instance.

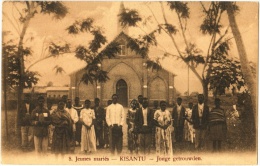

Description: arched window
[119,44,126,56]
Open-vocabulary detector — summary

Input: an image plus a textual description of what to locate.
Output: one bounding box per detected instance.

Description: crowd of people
[20,93,235,157]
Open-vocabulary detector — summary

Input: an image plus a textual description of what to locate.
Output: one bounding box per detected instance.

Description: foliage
[48,42,70,57]
[183,43,205,67]
[206,38,245,96]
[46,81,53,87]
[219,2,240,13]
[167,2,190,19]
[3,1,69,142]
[118,1,245,100]
[200,2,245,96]
[53,65,66,74]
[66,18,94,34]
[146,60,162,71]
[36,1,68,19]
[67,18,121,84]
[3,43,40,89]
[3,1,69,89]
[119,9,142,27]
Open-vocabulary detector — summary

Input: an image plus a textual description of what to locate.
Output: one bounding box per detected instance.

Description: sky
[2,1,259,94]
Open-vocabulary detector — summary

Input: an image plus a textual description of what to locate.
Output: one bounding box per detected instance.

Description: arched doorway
[116,79,128,107]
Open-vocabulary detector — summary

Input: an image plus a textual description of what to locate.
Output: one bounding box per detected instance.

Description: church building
[69,3,176,107]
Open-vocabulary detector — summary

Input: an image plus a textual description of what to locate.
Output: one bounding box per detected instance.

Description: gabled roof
[69,31,136,76]
[69,31,176,76]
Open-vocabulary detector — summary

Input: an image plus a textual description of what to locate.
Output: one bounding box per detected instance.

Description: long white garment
[142,107,148,126]
[65,107,79,132]
[80,108,96,152]
[106,103,124,126]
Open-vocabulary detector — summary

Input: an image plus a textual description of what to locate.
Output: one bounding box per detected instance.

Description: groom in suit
[191,94,209,150]
[135,97,154,154]
[172,97,186,142]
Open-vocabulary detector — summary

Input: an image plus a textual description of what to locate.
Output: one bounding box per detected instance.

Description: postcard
[1,1,258,165]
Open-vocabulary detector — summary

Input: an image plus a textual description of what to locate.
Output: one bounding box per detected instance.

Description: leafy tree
[223,2,257,145]
[3,44,40,88]
[3,2,120,144]
[3,1,69,142]
[119,2,246,103]
[46,81,54,87]
[207,42,245,97]
[65,18,121,85]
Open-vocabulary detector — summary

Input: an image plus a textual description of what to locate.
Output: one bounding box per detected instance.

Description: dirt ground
[1,104,257,165]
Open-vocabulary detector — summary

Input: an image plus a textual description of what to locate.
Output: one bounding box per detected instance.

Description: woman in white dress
[80,100,96,153]
[154,101,173,156]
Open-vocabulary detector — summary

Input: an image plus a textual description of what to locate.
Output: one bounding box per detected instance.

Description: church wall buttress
[168,73,175,106]
[69,73,76,100]
[142,61,148,97]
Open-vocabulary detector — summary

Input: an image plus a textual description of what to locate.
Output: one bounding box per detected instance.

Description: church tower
[117,2,129,35]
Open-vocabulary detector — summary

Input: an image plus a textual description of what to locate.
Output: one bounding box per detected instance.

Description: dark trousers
[70,131,76,152]
[75,122,82,144]
[139,133,151,154]
[213,140,221,151]
[95,126,105,148]
[175,126,184,142]
[104,125,110,145]
[110,126,123,155]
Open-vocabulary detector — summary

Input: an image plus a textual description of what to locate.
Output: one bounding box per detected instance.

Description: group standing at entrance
[20,93,228,157]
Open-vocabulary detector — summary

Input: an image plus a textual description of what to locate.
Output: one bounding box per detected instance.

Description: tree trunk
[226,3,257,130]
[202,81,209,105]
[15,10,33,145]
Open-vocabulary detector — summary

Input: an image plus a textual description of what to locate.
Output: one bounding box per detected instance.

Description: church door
[116,79,128,107]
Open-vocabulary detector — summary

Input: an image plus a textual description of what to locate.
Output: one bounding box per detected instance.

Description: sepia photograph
[1,1,258,165]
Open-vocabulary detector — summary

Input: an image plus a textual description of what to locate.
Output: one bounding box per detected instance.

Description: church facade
[69,3,176,107]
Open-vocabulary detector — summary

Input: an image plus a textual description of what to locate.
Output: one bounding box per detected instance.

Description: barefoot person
[209,98,227,152]
[20,95,35,151]
[80,100,96,154]
[106,94,124,155]
[51,101,73,157]
[126,99,138,154]
[65,99,79,153]
[31,96,51,156]
[154,101,172,155]
[73,97,84,146]
[172,97,186,142]
[135,98,154,155]
[192,94,209,150]
[93,98,105,149]
[104,100,112,149]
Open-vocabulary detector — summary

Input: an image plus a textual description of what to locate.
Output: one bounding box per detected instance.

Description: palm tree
[225,2,257,130]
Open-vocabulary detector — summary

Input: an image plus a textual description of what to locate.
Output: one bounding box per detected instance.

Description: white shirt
[66,107,79,124]
[80,108,95,126]
[106,103,124,126]
[142,107,148,126]
[65,107,79,131]
[198,103,204,118]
